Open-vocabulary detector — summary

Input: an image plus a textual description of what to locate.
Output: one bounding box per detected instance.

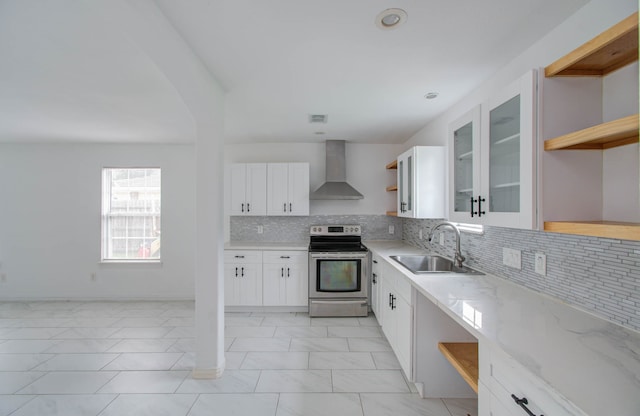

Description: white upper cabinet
[397,146,445,219]
[267,163,310,216]
[230,163,267,216]
[448,70,537,229]
[449,106,482,223]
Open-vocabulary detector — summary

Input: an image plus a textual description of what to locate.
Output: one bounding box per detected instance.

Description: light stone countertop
[363,240,640,416]
[224,241,308,251]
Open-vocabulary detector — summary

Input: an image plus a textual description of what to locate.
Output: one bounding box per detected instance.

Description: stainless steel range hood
[310,140,364,200]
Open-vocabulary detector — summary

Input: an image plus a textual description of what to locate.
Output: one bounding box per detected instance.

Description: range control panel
[310,225,361,236]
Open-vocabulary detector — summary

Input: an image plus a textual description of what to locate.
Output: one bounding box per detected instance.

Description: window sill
[99,260,163,268]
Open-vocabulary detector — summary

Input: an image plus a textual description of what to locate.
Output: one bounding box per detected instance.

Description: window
[101,168,161,261]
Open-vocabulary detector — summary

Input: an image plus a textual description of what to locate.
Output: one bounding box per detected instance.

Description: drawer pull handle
[234,255,245,259]
[511,395,543,416]
[280,256,290,259]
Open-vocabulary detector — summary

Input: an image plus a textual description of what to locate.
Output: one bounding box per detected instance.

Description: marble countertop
[224,241,308,251]
[364,240,640,416]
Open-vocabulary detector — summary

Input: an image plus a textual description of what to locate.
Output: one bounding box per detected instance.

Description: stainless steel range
[308,225,369,317]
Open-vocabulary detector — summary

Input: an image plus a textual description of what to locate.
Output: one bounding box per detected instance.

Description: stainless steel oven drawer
[309,299,368,317]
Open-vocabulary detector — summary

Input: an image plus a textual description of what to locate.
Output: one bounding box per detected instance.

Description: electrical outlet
[257,225,264,234]
[535,252,547,276]
[419,229,423,239]
[389,225,395,234]
[439,232,445,246]
[503,248,521,269]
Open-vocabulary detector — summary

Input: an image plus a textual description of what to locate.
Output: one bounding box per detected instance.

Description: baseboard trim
[192,366,225,379]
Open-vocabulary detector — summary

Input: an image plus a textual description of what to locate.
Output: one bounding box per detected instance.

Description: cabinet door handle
[281,267,284,277]
[241,267,245,277]
[287,268,290,277]
[470,196,476,217]
[511,395,543,416]
[389,293,393,307]
[477,195,486,217]
[373,260,378,264]
[247,203,250,212]
[283,203,287,212]
[235,267,238,277]
[241,203,245,213]
[289,203,292,212]
[372,273,377,284]
[391,295,396,310]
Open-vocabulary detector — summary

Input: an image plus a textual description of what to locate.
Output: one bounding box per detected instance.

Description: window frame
[101,167,162,263]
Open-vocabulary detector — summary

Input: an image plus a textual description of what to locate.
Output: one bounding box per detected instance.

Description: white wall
[0,143,196,300]
[224,142,404,240]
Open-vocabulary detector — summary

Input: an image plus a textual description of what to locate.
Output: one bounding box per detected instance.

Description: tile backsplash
[403,218,640,332]
[230,215,403,243]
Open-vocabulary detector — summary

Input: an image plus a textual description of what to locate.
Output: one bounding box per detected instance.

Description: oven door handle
[310,300,368,305]
[309,253,369,259]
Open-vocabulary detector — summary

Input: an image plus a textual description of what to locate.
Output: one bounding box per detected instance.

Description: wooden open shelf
[386,185,398,192]
[545,12,638,77]
[438,342,478,394]
[386,160,398,169]
[544,221,640,241]
[544,114,639,150]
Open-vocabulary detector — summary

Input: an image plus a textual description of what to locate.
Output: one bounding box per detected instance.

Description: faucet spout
[428,221,465,268]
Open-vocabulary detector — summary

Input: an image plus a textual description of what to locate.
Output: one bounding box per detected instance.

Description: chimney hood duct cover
[310,140,364,200]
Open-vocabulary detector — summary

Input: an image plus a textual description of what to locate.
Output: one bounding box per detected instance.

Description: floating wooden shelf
[386,185,398,192]
[438,342,478,394]
[544,221,640,241]
[386,211,397,217]
[545,12,638,77]
[386,160,398,169]
[544,114,639,150]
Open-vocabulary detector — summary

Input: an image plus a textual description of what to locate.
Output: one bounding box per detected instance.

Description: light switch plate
[503,248,521,269]
[257,225,264,234]
[419,229,423,239]
[535,252,547,276]
[389,225,395,234]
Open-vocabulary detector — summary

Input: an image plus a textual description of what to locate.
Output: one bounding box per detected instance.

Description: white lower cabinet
[224,250,263,306]
[263,251,308,306]
[224,248,308,308]
[377,260,413,379]
[370,253,381,321]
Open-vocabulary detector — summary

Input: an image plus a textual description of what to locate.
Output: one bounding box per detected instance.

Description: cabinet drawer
[224,250,262,264]
[263,250,307,264]
[480,343,587,416]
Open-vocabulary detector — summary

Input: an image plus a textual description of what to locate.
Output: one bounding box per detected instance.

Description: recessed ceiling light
[375,8,407,30]
[424,92,439,100]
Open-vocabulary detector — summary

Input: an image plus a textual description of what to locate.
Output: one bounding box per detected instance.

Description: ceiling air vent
[308,114,328,123]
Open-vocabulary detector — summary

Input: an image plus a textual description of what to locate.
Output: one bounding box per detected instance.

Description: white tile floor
[0,301,477,416]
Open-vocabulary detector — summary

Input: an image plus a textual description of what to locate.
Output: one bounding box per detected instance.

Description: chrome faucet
[428,221,465,268]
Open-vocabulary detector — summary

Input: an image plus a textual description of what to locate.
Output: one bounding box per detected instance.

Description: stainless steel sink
[389,255,483,275]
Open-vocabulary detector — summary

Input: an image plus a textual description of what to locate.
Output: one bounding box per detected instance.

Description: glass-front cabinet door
[480,70,536,229]
[449,106,481,224]
[448,70,536,229]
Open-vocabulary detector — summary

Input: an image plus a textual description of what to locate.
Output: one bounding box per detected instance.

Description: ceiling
[0,0,589,145]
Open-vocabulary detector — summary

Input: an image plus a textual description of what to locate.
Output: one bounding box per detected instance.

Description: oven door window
[317,259,361,292]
